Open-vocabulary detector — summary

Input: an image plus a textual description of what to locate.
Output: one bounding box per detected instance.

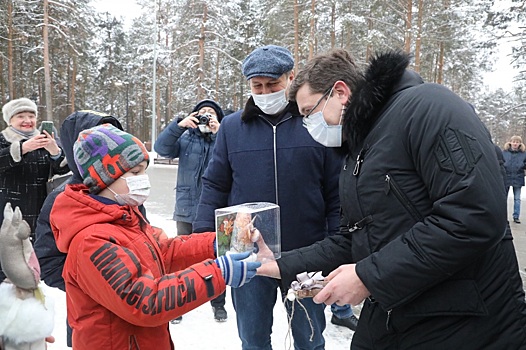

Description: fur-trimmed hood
[504,142,526,152]
[343,51,423,151]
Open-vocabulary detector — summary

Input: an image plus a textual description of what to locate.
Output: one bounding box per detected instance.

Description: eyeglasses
[304,88,332,118]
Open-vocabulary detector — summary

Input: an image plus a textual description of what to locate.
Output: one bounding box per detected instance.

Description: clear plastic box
[215,202,280,263]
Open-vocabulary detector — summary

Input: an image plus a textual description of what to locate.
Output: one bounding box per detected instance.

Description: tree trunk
[294,0,299,70]
[197,3,207,100]
[0,56,4,105]
[437,42,444,84]
[366,7,373,61]
[404,0,412,53]
[43,0,53,120]
[330,2,336,48]
[70,55,76,113]
[437,0,450,84]
[309,0,316,59]
[7,0,14,100]
[414,0,424,72]
[343,0,353,50]
[215,51,220,101]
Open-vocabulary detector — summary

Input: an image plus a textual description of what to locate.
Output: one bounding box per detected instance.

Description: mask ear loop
[320,87,334,115]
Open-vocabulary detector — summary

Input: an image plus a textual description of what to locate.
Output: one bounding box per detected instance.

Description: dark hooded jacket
[277,52,526,349]
[503,142,526,188]
[193,99,342,252]
[154,100,223,223]
[33,111,125,290]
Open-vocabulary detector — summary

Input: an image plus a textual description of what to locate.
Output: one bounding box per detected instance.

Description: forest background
[0,0,525,147]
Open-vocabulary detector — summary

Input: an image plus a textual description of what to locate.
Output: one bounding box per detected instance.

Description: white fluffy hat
[2,98,38,125]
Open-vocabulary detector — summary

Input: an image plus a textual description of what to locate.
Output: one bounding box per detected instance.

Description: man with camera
[154,99,227,323]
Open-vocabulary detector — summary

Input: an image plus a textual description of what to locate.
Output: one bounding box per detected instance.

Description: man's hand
[313,264,370,306]
[208,116,221,134]
[177,112,199,129]
[256,260,281,279]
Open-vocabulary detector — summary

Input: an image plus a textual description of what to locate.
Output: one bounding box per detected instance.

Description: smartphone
[40,121,54,137]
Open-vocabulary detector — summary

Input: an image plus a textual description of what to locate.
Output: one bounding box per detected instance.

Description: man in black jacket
[258,49,526,349]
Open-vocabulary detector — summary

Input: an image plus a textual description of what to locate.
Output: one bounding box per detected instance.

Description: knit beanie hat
[2,98,38,124]
[73,124,150,194]
[192,99,225,122]
[242,45,294,80]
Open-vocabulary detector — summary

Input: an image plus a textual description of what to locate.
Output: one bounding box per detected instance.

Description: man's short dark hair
[289,49,363,101]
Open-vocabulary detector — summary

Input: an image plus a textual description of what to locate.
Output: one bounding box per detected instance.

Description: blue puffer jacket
[503,143,526,188]
[193,99,341,252]
[154,123,216,222]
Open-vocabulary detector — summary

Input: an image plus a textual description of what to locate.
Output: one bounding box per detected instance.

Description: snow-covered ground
[44,161,355,349]
[39,160,526,349]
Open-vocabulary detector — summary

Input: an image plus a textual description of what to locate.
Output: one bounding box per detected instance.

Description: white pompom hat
[2,98,38,125]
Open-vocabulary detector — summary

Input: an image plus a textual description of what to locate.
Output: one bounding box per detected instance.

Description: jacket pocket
[175,186,192,218]
[404,279,488,317]
[384,174,424,222]
[390,280,488,333]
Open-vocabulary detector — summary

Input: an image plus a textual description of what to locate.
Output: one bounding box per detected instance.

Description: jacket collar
[2,126,39,143]
[344,51,423,151]
[241,96,300,122]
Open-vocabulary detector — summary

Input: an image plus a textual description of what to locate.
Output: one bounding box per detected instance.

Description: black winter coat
[277,52,526,349]
[0,126,68,283]
[0,127,68,233]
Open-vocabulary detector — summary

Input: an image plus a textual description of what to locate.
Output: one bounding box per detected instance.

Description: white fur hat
[2,98,38,125]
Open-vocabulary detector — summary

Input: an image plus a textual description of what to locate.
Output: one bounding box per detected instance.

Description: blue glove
[215,251,261,288]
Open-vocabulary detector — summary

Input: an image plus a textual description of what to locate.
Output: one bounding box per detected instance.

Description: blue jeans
[331,303,353,319]
[509,186,522,219]
[231,276,326,350]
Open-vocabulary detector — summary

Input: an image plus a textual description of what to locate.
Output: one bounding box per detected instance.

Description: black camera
[197,113,213,125]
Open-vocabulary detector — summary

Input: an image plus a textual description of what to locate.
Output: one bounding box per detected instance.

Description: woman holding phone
[0,98,69,243]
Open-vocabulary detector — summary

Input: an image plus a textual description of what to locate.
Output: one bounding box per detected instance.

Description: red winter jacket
[50,184,225,350]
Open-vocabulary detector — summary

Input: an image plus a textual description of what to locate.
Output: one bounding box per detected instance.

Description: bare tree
[43,0,52,120]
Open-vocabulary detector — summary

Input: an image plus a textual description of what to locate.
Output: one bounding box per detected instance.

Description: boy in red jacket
[50,124,259,350]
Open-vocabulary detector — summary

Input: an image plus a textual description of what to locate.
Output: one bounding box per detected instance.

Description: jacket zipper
[273,125,279,205]
[260,114,293,206]
[353,148,368,176]
[384,174,424,222]
[386,309,392,331]
[348,215,373,233]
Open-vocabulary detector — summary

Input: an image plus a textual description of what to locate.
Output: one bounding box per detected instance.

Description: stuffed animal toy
[0,203,54,350]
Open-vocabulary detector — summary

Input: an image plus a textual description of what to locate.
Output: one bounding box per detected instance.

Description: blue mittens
[215,251,261,288]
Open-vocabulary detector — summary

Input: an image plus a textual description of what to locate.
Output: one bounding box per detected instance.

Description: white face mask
[252,89,288,115]
[303,89,343,147]
[109,174,151,206]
